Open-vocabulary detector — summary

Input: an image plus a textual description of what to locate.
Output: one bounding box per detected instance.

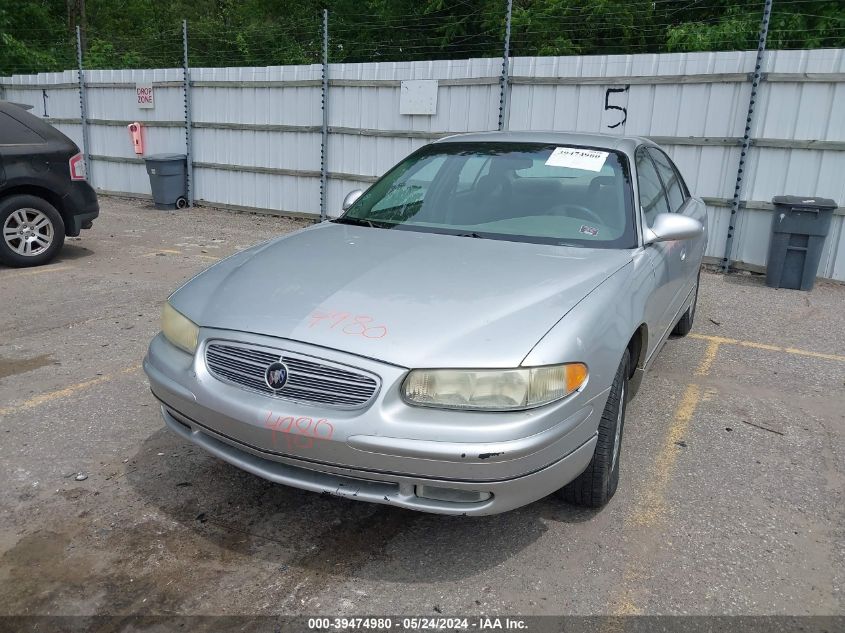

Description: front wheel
[0,195,65,267]
[560,349,629,508]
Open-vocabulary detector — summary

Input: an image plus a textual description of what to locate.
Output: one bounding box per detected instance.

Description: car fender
[521,249,654,403]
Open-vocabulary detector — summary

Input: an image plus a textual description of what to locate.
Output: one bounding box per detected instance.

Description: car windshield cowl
[332,217,598,247]
[332,216,383,229]
[338,141,637,250]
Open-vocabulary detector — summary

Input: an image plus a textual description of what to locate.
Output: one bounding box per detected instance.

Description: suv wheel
[560,349,630,508]
[0,195,65,267]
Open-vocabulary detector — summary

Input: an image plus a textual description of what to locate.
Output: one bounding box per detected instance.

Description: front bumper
[143,330,609,515]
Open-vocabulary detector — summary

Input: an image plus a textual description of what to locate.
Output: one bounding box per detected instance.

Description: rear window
[0,112,45,145]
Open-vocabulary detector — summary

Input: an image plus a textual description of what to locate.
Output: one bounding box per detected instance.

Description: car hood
[170,223,633,368]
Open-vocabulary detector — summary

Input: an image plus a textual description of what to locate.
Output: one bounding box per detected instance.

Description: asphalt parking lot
[0,197,843,621]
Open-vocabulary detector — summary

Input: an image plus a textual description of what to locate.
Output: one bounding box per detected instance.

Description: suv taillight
[69,153,87,181]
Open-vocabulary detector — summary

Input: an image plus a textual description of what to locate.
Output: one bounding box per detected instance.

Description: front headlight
[402,364,588,411]
[161,302,199,354]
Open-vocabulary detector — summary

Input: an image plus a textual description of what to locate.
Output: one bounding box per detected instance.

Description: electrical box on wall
[399,80,438,115]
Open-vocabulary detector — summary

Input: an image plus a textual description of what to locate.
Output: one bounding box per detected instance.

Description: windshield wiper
[333,217,378,228]
[457,232,485,239]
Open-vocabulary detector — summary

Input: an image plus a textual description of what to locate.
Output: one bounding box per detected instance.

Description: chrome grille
[204,341,380,408]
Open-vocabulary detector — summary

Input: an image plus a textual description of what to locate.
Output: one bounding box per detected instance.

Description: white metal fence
[2,48,844,280]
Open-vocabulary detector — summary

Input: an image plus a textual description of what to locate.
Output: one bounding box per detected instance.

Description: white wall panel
[324,58,501,213]
[88,124,184,159]
[2,49,843,278]
[89,161,149,196]
[1,70,80,118]
[193,130,320,170]
[194,168,319,214]
[187,65,324,213]
[729,49,845,278]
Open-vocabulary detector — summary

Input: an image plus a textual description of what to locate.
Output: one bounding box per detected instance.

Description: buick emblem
[265,361,289,390]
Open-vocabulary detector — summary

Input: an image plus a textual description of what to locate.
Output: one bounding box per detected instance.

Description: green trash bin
[144,154,188,210]
[765,195,837,291]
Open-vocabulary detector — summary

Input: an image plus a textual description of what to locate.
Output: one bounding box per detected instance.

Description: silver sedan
[143,131,706,515]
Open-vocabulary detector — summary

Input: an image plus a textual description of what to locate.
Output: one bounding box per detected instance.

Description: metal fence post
[498,0,513,131]
[75,25,92,184]
[320,8,329,221]
[182,19,194,208]
[722,0,772,272]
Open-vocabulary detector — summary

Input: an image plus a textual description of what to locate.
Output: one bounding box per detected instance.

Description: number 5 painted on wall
[604,85,630,129]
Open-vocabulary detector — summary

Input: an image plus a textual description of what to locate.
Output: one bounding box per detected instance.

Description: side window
[635,149,670,226]
[648,148,686,212]
[0,112,44,145]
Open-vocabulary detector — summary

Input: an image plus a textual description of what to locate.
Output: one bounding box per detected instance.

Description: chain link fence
[4,1,845,76]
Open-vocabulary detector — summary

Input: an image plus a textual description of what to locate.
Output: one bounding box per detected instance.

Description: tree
[1,0,843,75]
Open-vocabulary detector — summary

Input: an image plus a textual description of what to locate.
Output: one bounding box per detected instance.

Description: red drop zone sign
[135,83,154,109]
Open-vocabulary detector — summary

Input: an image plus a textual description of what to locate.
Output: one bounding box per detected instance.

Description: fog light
[415,485,491,503]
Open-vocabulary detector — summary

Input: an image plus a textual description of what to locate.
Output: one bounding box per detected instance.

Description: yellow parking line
[0,364,141,417]
[610,324,836,612]
[783,347,845,362]
[141,249,221,262]
[611,383,705,615]
[690,333,845,363]
[0,265,71,278]
[689,333,736,345]
[694,339,721,376]
[142,249,182,258]
[629,383,701,528]
[612,333,716,615]
[737,341,782,352]
[612,593,644,617]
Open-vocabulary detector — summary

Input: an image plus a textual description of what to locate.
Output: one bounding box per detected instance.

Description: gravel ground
[0,196,842,626]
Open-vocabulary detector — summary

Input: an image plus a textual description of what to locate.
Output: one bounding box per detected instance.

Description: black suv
[0,101,98,267]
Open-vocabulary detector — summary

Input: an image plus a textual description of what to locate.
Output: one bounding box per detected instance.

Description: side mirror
[645,213,703,244]
[342,189,364,211]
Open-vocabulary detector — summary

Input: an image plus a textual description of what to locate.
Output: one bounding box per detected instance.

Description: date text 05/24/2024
[307,617,528,630]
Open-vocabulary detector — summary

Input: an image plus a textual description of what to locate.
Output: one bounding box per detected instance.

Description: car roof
[434,130,656,155]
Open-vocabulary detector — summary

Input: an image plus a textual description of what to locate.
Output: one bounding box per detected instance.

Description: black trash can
[765,195,837,291]
[144,154,188,210]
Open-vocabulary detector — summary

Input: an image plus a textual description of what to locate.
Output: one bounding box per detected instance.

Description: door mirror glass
[645,212,703,244]
[342,189,364,211]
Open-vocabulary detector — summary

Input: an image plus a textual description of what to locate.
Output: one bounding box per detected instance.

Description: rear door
[635,146,679,346]
[648,147,706,302]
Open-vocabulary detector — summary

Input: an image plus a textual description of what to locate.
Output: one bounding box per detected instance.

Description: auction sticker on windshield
[545,147,609,172]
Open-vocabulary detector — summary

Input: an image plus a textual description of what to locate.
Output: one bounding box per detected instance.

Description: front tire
[0,195,65,267]
[561,349,630,508]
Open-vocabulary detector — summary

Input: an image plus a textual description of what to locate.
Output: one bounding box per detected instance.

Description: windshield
[337,142,636,249]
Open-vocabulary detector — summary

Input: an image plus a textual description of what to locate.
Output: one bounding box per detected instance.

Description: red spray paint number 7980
[307,310,388,339]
